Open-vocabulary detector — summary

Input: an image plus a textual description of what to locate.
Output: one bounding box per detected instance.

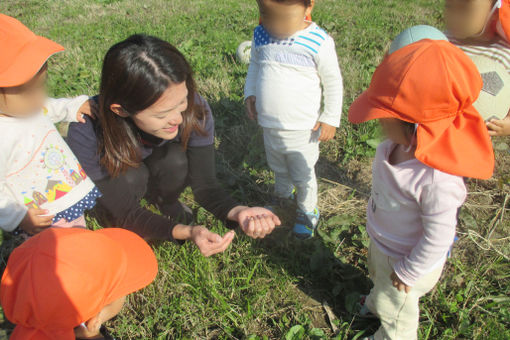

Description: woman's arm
[187,144,281,239]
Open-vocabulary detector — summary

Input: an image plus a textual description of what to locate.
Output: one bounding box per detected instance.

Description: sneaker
[292,207,320,239]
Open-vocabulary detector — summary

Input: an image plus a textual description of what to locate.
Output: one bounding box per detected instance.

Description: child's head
[0,227,158,340]
[257,0,314,39]
[445,0,501,40]
[348,40,495,179]
[0,14,64,116]
[378,119,417,147]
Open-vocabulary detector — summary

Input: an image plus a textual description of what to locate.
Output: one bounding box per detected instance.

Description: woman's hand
[228,206,281,239]
[172,224,235,257]
[390,271,411,293]
[76,98,97,123]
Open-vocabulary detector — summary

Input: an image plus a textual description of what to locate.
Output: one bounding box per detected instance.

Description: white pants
[366,241,444,340]
[263,128,319,212]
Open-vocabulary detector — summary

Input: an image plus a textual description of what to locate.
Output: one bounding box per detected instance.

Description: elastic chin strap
[473,0,502,38]
[404,123,418,153]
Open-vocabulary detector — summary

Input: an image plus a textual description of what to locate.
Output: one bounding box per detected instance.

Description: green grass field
[1,0,509,339]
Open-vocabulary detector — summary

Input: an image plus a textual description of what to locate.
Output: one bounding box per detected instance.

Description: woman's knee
[122,164,150,196]
[147,142,189,182]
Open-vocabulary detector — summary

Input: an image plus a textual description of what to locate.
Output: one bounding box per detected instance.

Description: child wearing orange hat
[349,40,494,340]
[0,14,99,236]
[445,0,510,136]
[0,227,158,339]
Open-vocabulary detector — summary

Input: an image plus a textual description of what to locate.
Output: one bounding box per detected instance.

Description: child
[0,14,99,235]
[1,227,158,340]
[244,0,343,239]
[349,40,494,339]
[445,0,510,136]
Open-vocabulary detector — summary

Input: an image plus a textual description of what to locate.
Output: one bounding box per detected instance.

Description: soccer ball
[236,41,252,64]
[471,55,510,121]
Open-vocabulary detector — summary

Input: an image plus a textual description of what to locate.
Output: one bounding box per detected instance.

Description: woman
[67,35,280,257]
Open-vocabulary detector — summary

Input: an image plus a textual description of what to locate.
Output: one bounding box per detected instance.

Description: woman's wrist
[171,224,194,241]
[226,205,248,222]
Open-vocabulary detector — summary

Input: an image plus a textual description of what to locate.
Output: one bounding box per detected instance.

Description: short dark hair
[270,0,312,7]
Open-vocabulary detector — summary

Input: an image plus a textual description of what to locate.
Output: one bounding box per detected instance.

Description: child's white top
[244,23,343,130]
[367,140,467,286]
[0,96,94,231]
[449,37,510,73]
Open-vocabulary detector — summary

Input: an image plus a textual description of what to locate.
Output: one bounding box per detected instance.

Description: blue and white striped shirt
[245,23,343,130]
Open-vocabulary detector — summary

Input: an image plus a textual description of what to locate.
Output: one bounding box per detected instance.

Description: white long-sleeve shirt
[367,140,467,286]
[244,23,343,130]
[0,96,95,231]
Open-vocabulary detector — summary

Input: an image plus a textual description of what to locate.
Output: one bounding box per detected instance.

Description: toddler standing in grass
[244,0,343,239]
[445,0,510,136]
[349,39,494,340]
[0,14,99,236]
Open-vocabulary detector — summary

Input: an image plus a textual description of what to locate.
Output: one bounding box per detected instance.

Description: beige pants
[262,128,320,212]
[365,241,444,340]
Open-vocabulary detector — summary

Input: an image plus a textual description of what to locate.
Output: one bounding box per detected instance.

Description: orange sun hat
[0,228,158,340]
[349,40,494,180]
[497,0,510,42]
[0,13,64,87]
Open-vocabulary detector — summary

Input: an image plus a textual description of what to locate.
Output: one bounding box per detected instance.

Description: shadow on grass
[211,97,379,335]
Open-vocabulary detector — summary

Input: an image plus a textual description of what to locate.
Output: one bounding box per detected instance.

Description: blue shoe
[293,207,320,239]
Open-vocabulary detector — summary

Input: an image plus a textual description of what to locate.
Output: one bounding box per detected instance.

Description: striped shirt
[450,37,510,73]
[244,23,343,130]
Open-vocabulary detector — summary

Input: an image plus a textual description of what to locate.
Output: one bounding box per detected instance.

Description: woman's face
[131,81,188,140]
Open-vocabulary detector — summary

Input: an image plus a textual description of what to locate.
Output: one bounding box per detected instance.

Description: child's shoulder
[252,23,334,52]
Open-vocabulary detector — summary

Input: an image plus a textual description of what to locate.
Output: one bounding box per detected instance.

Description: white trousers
[262,128,320,212]
[366,241,444,340]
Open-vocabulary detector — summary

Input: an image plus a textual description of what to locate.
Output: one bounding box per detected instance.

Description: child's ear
[306,0,315,17]
[110,103,129,117]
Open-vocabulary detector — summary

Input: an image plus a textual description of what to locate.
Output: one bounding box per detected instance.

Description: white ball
[236,41,252,64]
[470,55,510,121]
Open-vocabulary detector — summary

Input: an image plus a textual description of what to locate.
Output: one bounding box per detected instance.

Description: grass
[0,0,509,339]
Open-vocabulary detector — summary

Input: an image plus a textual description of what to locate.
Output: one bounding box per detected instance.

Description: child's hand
[487,113,510,137]
[245,96,258,121]
[76,98,98,123]
[313,122,336,141]
[390,271,411,293]
[19,208,54,235]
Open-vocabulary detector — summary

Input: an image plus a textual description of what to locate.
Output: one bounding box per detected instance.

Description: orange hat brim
[348,73,494,180]
[96,228,158,304]
[0,35,64,87]
[348,89,404,124]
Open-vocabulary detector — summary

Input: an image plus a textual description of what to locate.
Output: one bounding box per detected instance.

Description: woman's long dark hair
[97,34,205,177]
